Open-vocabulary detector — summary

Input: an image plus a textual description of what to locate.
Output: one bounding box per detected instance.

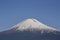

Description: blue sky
[0,0,60,31]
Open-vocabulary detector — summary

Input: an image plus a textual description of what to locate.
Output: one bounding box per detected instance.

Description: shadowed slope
[0,30,60,40]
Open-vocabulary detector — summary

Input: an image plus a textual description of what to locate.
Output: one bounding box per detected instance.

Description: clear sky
[0,0,60,31]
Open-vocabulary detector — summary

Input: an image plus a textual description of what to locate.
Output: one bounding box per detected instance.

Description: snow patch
[10,18,57,32]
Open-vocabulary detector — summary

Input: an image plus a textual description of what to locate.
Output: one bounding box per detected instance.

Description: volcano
[0,18,60,40]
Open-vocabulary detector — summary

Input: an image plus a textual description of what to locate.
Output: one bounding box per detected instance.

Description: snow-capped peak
[11,18,57,32]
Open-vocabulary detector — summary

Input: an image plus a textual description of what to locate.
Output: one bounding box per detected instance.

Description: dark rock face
[0,31,60,40]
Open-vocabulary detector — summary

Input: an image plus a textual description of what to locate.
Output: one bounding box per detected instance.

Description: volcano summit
[0,18,60,40]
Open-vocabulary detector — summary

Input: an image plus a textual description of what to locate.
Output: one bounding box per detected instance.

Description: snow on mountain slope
[10,18,57,33]
[0,18,60,40]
